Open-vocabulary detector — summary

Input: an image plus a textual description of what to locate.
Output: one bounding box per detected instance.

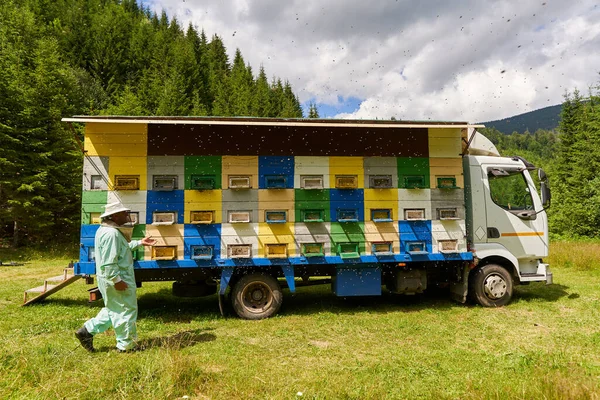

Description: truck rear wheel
[469,264,513,307]
[231,273,283,319]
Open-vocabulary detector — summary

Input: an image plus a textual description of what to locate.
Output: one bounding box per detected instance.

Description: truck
[59,116,552,319]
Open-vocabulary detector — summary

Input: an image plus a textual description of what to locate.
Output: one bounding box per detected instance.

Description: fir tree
[251,66,272,117]
[308,103,320,118]
[229,49,254,116]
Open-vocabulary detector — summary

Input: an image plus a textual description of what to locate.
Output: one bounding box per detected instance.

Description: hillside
[481,104,562,134]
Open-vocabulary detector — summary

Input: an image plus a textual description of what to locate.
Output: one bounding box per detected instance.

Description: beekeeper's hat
[100,202,131,218]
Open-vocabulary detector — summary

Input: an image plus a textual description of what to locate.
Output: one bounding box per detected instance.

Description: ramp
[23,268,82,306]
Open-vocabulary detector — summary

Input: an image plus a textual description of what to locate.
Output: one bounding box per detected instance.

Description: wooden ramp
[23,267,82,306]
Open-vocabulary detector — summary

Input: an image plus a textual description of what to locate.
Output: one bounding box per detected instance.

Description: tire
[469,264,513,307]
[231,273,283,320]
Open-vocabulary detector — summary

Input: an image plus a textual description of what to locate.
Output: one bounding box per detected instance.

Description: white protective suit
[84,221,142,351]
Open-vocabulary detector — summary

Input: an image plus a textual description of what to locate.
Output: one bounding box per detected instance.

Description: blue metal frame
[265,210,287,223]
[264,175,287,189]
[371,208,393,222]
[191,245,214,260]
[337,208,359,222]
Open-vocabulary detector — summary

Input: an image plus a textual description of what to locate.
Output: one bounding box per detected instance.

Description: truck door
[482,165,548,259]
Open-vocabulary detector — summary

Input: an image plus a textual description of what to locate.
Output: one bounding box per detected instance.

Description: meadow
[1,241,599,399]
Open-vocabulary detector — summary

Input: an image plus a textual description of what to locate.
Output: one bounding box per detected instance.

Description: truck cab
[463,132,552,306]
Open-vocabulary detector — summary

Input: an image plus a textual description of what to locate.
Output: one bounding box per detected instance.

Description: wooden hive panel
[184,189,222,224]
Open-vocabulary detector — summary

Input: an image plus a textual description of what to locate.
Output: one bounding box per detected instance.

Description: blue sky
[303,96,363,118]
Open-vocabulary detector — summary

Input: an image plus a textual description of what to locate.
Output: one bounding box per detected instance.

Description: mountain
[480,104,563,134]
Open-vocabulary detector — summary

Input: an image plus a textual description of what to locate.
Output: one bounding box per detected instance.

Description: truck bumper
[519,262,552,284]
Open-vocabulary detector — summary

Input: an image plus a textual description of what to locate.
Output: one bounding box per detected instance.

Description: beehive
[76,118,470,269]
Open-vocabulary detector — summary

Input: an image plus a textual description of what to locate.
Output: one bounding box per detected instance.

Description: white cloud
[145,0,600,122]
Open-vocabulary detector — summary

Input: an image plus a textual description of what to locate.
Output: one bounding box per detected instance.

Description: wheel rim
[483,273,507,299]
[241,282,273,313]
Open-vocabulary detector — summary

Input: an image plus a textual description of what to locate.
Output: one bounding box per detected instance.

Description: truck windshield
[488,170,534,211]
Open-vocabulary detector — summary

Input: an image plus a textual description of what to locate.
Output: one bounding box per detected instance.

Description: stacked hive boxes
[79,122,469,270]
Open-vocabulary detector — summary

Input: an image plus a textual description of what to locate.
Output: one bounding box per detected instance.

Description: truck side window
[488,171,533,211]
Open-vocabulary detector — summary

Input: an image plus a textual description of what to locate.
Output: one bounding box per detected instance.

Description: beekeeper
[75,202,155,352]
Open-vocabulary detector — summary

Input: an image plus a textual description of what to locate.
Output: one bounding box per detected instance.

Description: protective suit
[84,221,142,351]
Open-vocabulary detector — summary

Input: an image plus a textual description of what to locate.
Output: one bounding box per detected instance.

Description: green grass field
[1,241,600,399]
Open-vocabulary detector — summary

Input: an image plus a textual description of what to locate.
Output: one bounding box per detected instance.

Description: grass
[1,240,600,399]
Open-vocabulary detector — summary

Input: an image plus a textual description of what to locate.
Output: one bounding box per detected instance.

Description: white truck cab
[463,131,552,306]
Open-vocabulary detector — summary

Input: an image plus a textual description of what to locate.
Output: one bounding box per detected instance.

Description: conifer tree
[87,3,132,98]
[229,49,254,116]
[268,78,284,117]
[208,34,231,116]
[308,103,320,118]
[280,81,303,117]
[550,88,600,237]
[251,66,272,117]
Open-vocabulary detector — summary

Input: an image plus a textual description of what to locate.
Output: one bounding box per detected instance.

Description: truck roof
[63,115,484,129]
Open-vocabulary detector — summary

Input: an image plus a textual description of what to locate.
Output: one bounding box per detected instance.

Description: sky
[143,0,600,123]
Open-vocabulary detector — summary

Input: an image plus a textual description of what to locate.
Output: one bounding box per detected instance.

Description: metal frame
[229,175,251,189]
[153,175,178,191]
[301,175,324,189]
[335,175,358,189]
[190,210,214,224]
[191,245,214,260]
[191,175,216,190]
[371,209,393,222]
[152,211,176,225]
[369,175,393,189]
[114,175,140,190]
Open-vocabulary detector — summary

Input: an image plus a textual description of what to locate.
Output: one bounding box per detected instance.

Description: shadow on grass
[93,329,216,353]
[137,328,216,350]
[513,283,571,303]
[138,289,222,322]
[131,281,573,320]
[35,280,572,321]
[29,298,96,308]
[135,285,464,319]
[280,285,463,317]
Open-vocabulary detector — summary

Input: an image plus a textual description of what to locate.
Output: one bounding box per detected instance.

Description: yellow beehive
[363,221,400,254]
[184,190,222,223]
[428,128,462,158]
[329,157,364,188]
[258,189,295,223]
[258,223,295,257]
[364,188,398,222]
[221,156,258,189]
[108,156,147,191]
[84,123,147,157]
[145,225,184,260]
[429,158,464,189]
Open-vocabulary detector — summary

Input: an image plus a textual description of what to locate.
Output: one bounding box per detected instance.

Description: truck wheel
[469,264,513,307]
[231,273,283,319]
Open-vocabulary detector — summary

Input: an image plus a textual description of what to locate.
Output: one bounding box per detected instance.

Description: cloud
[144,0,600,122]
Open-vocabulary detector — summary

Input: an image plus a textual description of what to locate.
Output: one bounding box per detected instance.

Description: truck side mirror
[538,168,547,182]
[541,181,551,208]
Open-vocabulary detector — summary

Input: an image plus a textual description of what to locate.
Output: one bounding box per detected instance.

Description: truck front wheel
[469,264,513,307]
[231,273,283,319]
